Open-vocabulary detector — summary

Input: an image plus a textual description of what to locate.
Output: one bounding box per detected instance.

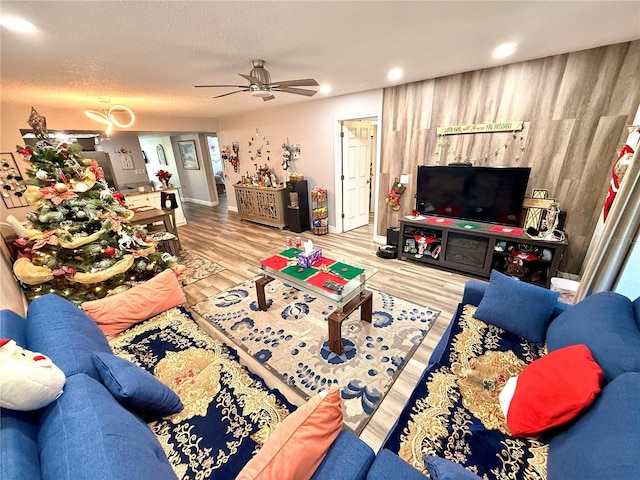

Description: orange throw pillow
[236,388,343,480]
[81,269,185,338]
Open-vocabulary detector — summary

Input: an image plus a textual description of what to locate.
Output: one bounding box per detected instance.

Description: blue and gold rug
[193,278,440,433]
[383,304,548,480]
[109,307,294,480]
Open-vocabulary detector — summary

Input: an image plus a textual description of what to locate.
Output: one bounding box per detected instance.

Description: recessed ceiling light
[319,85,332,94]
[493,42,517,59]
[0,16,36,32]
[388,68,404,82]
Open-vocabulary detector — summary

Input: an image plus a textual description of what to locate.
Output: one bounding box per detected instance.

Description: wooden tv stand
[398,216,568,288]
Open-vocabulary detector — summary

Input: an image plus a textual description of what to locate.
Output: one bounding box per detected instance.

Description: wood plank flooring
[177,195,473,451]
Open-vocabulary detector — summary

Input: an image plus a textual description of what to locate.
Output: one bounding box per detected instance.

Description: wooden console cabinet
[398,217,568,287]
[233,184,288,228]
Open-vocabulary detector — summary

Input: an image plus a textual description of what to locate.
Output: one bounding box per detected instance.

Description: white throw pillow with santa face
[0,338,66,411]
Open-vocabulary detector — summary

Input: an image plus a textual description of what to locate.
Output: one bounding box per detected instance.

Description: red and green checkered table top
[260,249,366,293]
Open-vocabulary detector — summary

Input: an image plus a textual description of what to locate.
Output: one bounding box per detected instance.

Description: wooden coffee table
[255,248,378,355]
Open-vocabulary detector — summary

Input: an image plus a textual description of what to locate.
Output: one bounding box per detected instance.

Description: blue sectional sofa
[2,275,639,480]
[0,294,377,480]
[380,278,640,480]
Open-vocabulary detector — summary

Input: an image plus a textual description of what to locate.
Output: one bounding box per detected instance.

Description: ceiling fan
[194,59,319,101]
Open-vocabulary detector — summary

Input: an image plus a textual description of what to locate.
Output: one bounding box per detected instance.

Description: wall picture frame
[156,144,167,165]
[178,140,200,170]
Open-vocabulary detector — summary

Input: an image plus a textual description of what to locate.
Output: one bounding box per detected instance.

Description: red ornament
[104,246,116,256]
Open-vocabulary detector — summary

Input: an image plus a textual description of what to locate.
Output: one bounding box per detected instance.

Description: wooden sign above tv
[436,121,524,136]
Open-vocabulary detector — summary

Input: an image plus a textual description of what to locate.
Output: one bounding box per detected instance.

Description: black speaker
[558,211,567,231]
[386,227,399,247]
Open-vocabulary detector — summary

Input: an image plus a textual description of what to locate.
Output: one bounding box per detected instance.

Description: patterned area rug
[109,307,295,480]
[192,278,440,433]
[178,250,225,285]
[383,304,548,480]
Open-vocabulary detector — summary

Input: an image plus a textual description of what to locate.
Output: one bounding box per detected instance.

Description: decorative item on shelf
[221,142,240,172]
[523,189,551,231]
[434,121,526,166]
[156,169,172,188]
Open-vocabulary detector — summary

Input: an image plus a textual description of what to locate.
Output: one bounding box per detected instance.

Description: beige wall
[378,41,640,273]
[217,89,383,228]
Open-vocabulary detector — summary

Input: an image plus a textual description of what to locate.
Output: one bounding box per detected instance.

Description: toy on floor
[385,178,406,211]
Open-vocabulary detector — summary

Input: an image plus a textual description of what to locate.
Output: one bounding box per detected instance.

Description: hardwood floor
[177,195,474,451]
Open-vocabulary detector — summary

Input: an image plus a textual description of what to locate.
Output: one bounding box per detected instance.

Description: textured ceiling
[1,1,639,119]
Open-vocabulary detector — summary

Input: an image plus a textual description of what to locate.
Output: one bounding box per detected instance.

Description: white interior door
[342,120,372,231]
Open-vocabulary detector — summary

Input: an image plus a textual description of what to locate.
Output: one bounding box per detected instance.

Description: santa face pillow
[0,338,66,411]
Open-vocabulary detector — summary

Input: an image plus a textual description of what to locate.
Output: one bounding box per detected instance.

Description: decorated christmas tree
[11,108,181,304]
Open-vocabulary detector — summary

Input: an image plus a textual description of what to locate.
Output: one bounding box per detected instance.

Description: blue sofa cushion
[26,294,112,380]
[423,456,483,480]
[0,309,28,347]
[0,408,42,480]
[311,430,375,480]
[38,373,177,480]
[633,297,640,330]
[366,449,427,480]
[546,291,640,381]
[548,372,640,479]
[93,352,183,421]
[474,270,559,344]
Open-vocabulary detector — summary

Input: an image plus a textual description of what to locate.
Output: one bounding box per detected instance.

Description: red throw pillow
[501,344,604,437]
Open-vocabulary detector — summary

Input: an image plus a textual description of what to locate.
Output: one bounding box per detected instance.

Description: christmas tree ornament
[36,170,49,181]
[54,182,68,193]
[27,107,49,140]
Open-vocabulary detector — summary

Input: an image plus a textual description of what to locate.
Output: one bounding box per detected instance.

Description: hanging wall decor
[221,142,239,172]
[0,152,28,209]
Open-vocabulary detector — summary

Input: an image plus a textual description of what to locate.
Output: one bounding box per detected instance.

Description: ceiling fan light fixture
[319,85,332,94]
[249,86,273,98]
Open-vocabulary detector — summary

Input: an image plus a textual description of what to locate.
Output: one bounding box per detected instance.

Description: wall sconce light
[84,102,135,135]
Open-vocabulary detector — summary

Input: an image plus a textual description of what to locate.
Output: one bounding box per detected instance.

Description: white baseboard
[227,205,238,213]
[182,198,218,207]
[374,234,386,245]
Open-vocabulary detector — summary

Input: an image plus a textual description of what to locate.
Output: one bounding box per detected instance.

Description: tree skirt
[193,278,440,433]
[109,307,294,479]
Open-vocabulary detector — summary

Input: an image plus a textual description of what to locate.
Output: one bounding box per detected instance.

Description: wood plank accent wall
[378,41,640,273]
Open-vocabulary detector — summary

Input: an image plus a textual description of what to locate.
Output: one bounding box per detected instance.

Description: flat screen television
[416,165,531,227]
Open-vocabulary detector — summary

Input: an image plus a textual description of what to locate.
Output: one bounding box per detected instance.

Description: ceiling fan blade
[239,73,261,84]
[194,84,247,88]
[212,89,249,99]
[271,79,319,87]
[262,95,276,102]
[274,86,318,97]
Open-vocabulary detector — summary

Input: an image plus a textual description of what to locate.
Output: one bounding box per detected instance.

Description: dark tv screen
[416,166,531,227]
